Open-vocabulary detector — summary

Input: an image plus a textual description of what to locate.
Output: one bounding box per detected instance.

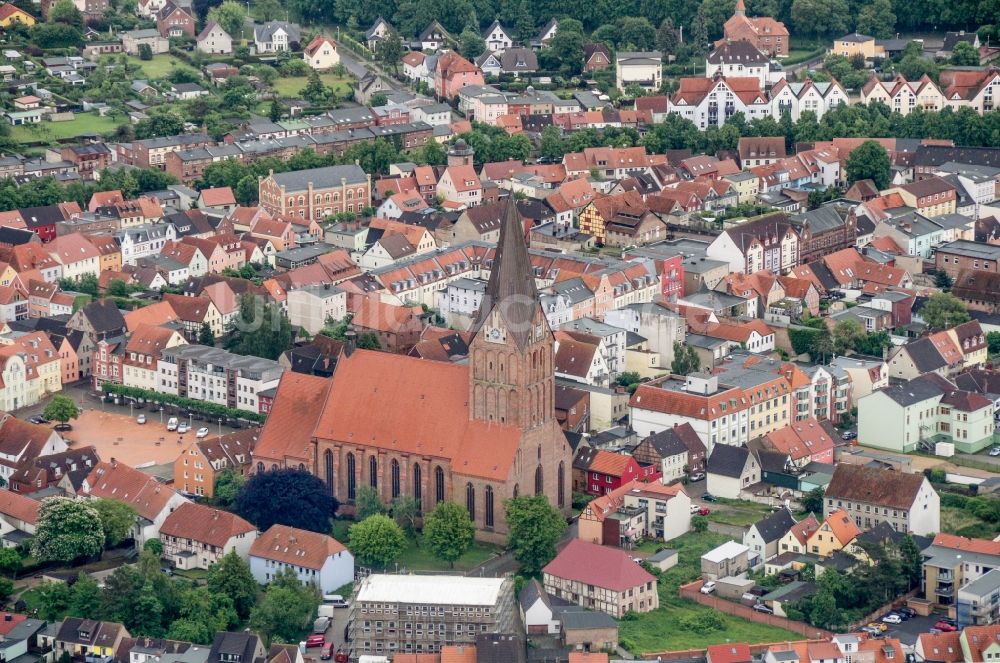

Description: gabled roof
[83,460,179,521]
[543,539,654,591]
[750,507,797,543]
[825,464,927,510]
[708,444,751,478]
[159,502,254,547]
[249,524,348,570]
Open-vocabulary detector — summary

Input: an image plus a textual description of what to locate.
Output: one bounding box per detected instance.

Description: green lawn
[172,567,208,581]
[18,585,43,613]
[941,505,997,538]
[12,112,124,143]
[272,74,354,98]
[125,54,198,80]
[396,537,501,573]
[706,499,773,527]
[621,531,803,655]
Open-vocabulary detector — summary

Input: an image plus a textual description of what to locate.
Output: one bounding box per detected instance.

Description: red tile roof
[543,539,655,592]
[249,524,348,570]
[159,502,255,547]
[0,489,39,524]
[707,643,753,663]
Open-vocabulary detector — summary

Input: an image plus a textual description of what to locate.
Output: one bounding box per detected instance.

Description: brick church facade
[253,199,574,542]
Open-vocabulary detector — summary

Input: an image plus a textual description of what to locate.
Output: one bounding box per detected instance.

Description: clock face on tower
[487,327,504,343]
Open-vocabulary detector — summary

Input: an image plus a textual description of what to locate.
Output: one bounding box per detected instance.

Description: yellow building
[805,508,861,558]
[724,171,761,204]
[0,3,35,26]
[831,33,885,60]
[775,514,819,557]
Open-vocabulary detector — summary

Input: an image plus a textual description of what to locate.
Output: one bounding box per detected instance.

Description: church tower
[734,0,746,16]
[469,199,554,430]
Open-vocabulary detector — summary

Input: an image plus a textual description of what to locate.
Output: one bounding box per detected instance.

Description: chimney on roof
[344,326,357,357]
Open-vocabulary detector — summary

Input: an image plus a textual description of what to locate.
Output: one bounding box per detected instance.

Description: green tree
[131,581,164,636]
[809,590,841,629]
[169,586,238,643]
[207,550,258,619]
[301,69,333,105]
[832,319,865,354]
[951,41,980,65]
[504,494,566,576]
[355,485,386,520]
[460,25,486,58]
[43,395,79,424]
[0,548,21,578]
[207,0,247,37]
[422,501,475,568]
[935,269,954,290]
[670,341,701,376]
[348,514,407,569]
[801,487,824,514]
[213,469,245,508]
[790,0,848,37]
[921,292,971,329]
[106,279,131,297]
[29,23,83,49]
[32,498,104,563]
[391,495,419,538]
[138,43,154,60]
[377,31,404,74]
[143,538,163,555]
[538,126,565,161]
[546,27,584,75]
[691,515,708,532]
[250,568,319,646]
[811,328,834,363]
[36,581,72,621]
[899,534,923,589]
[855,0,896,38]
[90,498,136,547]
[48,0,83,26]
[656,18,679,53]
[227,293,292,360]
[987,331,1000,355]
[235,468,338,533]
[268,99,283,123]
[845,140,891,190]
[198,322,216,346]
[67,573,103,618]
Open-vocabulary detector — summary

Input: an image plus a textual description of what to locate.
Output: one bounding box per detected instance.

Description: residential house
[720,0,789,56]
[159,501,256,570]
[701,540,751,579]
[254,21,301,53]
[249,524,354,593]
[156,3,195,38]
[824,463,939,535]
[174,429,258,498]
[82,460,187,545]
[196,22,232,54]
[806,508,861,557]
[615,51,662,93]
[631,423,707,482]
[744,507,798,561]
[706,444,760,499]
[543,539,658,617]
[49,619,129,660]
[572,447,659,496]
[303,35,339,70]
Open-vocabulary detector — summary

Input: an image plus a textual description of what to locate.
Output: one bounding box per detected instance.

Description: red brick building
[258,164,372,221]
[572,447,661,496]
[156,2,195,37]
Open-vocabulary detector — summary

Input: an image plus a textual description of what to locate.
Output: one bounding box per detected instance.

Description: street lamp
[188,413,193,430]
[218,417,223,438]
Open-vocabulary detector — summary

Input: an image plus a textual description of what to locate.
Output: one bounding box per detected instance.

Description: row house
[82,460,187,545]
[861,73,945,114]
[563,147,651,180]
[938,67,1000,115]
[120,134,211,170]
[706,213,800,274]
[116,223,177,265]
[157,344,283,413]
[121,325,187,391]
[0,331,61,409]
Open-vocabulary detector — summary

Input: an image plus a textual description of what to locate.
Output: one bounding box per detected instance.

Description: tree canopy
[422,501,475,568]
[32,498,104,563]
[504,495,566,576]
[921,292,971,329]
[43,395,79,424]
[349,514,407,569]
[845,140,892,190]
[235,468,339,533]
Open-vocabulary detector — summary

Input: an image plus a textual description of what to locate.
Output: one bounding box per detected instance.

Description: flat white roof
[701,540,750,563]
[355,574,505,606]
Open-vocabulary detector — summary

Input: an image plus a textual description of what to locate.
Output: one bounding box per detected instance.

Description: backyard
[621,531,802,654]
[11,112,124,143]
[125,54,199,79]
[271,73,354,98]
[706,498,775,527]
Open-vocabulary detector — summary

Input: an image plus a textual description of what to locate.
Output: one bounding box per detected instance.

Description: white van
[166,417,178,431]
[323,594,348,608]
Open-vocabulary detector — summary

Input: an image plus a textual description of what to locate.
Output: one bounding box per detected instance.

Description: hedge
[100,383,266,424]
[788,327,820,355]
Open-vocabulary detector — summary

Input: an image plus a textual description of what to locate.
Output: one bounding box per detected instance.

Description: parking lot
[869,614,946,646]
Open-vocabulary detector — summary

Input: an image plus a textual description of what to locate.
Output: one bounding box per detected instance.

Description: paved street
[879,614,941,646]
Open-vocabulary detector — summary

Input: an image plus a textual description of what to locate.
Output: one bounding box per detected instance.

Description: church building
[253,199,574,541]
[718,0,789,57]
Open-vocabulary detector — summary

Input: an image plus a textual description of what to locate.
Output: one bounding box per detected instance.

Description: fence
[678,579,834,640]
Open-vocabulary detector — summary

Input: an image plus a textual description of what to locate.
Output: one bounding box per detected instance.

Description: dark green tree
[504,494,566,576]
[670,341,701,376]
[43,395,79,425]
[227,293,292,360]
[90,498,136,547]
[207,550,258,620]
[856,0,896,38]
[355,485,387,520]
[213,469,245,508]
[801,487,824,514]
[845,140,891,190]
[921,292,970,328]
[250,568,320,646]
[460,25,486,58]
[198,322,216,346]
[67,573,103,618]
[951,41,980,66]
[235,467,339,532]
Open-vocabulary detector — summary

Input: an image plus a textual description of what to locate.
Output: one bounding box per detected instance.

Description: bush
[571,492,591,510]
[100,383,265,423]
[679,611,726,633]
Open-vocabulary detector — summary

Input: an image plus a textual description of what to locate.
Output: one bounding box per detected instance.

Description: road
[337,45,419,94]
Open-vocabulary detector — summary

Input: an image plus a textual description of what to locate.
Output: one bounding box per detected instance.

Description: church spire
[734,0,746,15]
[472,197,540,349]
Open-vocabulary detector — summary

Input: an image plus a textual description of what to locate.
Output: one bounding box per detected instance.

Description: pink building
[435,51,485,100]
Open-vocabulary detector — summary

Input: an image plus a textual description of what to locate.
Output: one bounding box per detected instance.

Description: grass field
[621,531,802,654]
[706,499,773,527]
[125,54,198,79]
[331,519,501,573]
[941,505,997,538]
[12,112,124,143]
[272,74,354,98]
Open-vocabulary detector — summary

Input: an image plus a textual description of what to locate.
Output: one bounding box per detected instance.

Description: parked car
[177,422,190,434]
[136,414,146,424]
[196,427,210,438]
[990,447,1000,457]
[689,472,706,482]
[700,581,716,594]
[898,607,916,618]
[320,643,334,661]
[305,635,325,648]
[867,622,888,632]
[690,504,701,514]
[882,614,902,624]
[28,415,49,424]
[334,652,348,663]
[841,430,857,441]
[166,417,178,431]
[324,594,348,608]
[752,603,774,614]
[702,493,718,502]
[934,621,958,632]
[313,616,331,634]
[698,507,711,516]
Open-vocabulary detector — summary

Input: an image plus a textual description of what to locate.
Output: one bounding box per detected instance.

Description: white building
[705,40,781,87]
[159,502,257,570]
[437,277,486,327]
[286,285,348,335]
[768,78,849,122]
[116,223,177,266]
[157,344,283,413]
[249,524,354,594]
[616,51,663,93]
